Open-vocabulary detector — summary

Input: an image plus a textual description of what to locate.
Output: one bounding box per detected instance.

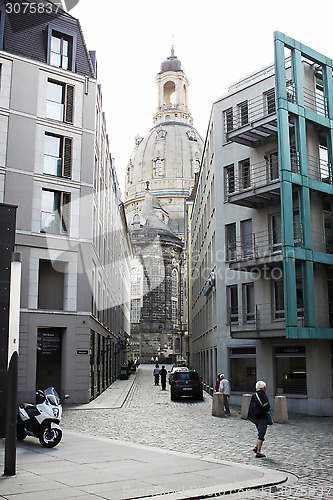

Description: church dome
[160,46,182,73]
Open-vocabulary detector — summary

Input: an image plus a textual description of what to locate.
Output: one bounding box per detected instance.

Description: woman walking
[248,380,270,458]
[153,363,160,385]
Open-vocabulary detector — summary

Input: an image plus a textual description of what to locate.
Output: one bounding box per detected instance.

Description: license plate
[182,387,192,391]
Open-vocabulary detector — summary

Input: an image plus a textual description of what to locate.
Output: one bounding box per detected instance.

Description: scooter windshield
[44,387,60,406]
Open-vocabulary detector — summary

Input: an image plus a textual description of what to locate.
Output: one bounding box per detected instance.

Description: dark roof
[1,0,95,78]
[159,46,182,74]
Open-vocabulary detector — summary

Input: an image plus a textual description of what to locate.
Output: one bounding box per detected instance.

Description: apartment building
[0,1,131,403]
[191,32,333,415]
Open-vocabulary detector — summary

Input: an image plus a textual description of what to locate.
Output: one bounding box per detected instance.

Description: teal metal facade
[274,32,333,339]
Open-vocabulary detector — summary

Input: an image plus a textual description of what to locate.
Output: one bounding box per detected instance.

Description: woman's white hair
[256,380,267,391]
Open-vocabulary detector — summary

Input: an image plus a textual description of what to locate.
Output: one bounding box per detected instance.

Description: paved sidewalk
[0,374,294,499]
[0,431,291,500]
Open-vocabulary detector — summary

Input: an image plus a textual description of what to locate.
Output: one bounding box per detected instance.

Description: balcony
[225,83,295,148]
[227,303,304,339]
[307,154,333,184]
[303,86,328,118]
[311,226,333,254]
[225,158,281,208]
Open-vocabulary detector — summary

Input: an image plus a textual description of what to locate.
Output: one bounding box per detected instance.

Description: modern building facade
[191,32,333,415]
[124,48,203,363]
[0,1,131,403]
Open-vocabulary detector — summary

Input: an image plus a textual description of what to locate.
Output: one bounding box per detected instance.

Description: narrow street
[63,365,333,499]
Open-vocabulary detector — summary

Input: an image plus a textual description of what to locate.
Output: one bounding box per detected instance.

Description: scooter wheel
[39,424,62,448]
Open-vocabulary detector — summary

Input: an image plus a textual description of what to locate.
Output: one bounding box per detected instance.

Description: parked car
[170,370,203,400]
[168,366,189,385]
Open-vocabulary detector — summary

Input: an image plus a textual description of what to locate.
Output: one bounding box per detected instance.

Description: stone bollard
[273,396,288,423]
[212,392,225,417]
[241,394,252,419]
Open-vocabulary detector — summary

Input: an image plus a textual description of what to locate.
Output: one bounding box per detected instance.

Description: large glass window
[268,151,279,181]
[131,298,141,323]
[271,213,282,252]
[230,346,256,392]
[50,31,72,70]
[153,158,163,177]
[131,268,141,296]
[238,101,248,126]
[240,219,253,258]
[225,223,236,261]
[243,283,255,322]
[239,158,250,190]
[225,164,235,195]
[275,345,307,395]
[227,285,238,324]
[273,280,284,320]
[265,89,276,115]
[41,189,70,235]
[46,80,74,123]
[44,133,72,178]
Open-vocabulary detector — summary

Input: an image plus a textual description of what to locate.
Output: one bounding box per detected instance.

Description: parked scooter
[17,387,69,448]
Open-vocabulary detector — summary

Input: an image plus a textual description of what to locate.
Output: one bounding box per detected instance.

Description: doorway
[36,327,62,394]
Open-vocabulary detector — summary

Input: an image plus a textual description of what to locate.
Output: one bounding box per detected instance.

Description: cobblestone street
[63,365,333,499]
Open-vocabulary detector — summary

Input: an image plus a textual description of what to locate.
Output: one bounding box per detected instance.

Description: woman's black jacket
[248,390,270,419]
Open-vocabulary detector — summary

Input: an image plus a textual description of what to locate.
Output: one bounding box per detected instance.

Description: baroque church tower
[124,48,203,363]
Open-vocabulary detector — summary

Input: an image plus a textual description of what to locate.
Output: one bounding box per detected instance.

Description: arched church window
[193,158,201,174]
[132,214,140,230]
[171,268,179,325]
[131,267,141,296]
[153,158,164,177]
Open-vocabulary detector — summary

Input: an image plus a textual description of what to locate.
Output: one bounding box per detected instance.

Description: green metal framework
[274,32,333,339]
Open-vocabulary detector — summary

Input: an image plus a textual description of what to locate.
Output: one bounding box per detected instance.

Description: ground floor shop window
[230,346,256,392]
[275,345,307,395]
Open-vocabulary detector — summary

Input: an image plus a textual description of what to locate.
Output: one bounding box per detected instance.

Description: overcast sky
[71,0,333,194]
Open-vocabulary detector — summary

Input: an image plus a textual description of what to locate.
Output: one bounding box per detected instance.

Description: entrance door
[36,327,62,394]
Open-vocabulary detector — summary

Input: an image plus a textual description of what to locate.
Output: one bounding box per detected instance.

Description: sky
[71,0,333,195]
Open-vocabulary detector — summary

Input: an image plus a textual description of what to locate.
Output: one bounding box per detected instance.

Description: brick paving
[62,365,333,499]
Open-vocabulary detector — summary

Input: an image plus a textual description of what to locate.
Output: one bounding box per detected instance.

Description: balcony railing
[226,225,303,266]
[311,226,333,254]
[227,301,304,336]
[303,86,328,117]
[307,154,333,184]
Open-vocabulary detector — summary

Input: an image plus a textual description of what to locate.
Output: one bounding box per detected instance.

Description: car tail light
[172,380,179,384]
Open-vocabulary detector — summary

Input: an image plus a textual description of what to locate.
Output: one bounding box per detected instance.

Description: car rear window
[174,372,199,381]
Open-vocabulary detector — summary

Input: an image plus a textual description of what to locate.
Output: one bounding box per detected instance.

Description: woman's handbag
[266,412,273,425]
[255,392,273,425]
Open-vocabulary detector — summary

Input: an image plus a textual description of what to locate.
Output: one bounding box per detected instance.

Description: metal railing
[227,302,305,334]
[311,226,333,254]
[303,86,328,117]
[226,224,303,264]
[225,82,295,133]
[224,148,300,198]
[307,154,333,184]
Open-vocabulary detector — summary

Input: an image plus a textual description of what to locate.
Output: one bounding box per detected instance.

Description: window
[240,219,253,258]
[239,158,250,190]
[47,27,76,72]
[46,80,74,123]
[265,89,276,115]
[171,269,178,325]
[243,283,255,322]
[271,213,282,252]
[225,223,236,261]
[132,214,140,230]
[187,130,197,141]
[131,298,141,323]
[224,108,233,135]
[225,164,235,195]
[172,299,178,325]
[0,6,5,50]
[131,267,141,296]
[44,133,72,178]
[193,158,200,174]
[227,285,238,324]
[230,346,256,392]
[319,145,330,182]
[157,129,167,139]
[41,189,70,235]
[275,345,307,395]
[153,158,163,177]
[268,151,279,181]
[38,260,64,310]
[273,280,284,320]
[238,101,248,126]
[293,209,302,247]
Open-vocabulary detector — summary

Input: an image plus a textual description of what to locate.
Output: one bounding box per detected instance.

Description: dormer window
[47,25,77,73]
[156,128,167,139]
[187,130,197,141]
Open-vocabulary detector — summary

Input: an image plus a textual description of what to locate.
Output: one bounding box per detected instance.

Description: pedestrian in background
[160,365,167,390]
[248,380,270,458]
[218,374,231,415]
[153,363,160,385]
[215,373,221,392]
